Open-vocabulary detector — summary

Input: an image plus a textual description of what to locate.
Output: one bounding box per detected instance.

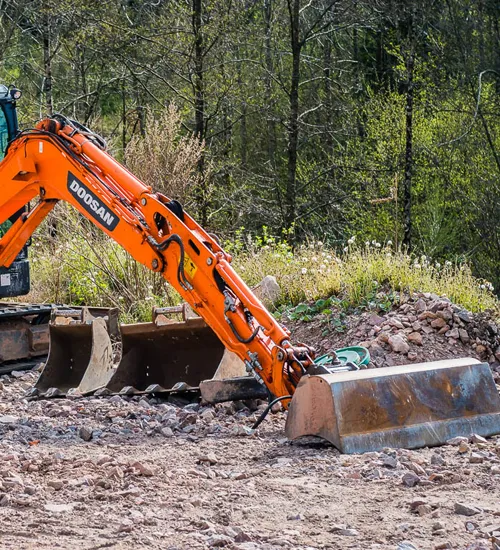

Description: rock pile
[0,370,260,446]
[330,292,499,373]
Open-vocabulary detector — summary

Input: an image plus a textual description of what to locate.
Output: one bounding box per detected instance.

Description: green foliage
[27,208,182,322]
[2,0,500,302]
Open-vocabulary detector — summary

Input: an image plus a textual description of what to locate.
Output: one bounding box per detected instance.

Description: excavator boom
[0,113,309,403]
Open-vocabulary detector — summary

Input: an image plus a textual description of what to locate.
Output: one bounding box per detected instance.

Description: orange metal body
[0,117,314,402]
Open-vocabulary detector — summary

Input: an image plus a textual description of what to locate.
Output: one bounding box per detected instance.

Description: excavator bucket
[32,304,246,397]
[286,358,500,454]
[33,307,119,397]
[104,317,226,394]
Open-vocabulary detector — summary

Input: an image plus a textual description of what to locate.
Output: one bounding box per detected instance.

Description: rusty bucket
[32,304,246,397]
[33,307,119,396]
[104,317,226,394]
[285,358,500,453]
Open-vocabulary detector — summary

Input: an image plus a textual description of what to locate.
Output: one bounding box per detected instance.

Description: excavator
[1,83,500,454]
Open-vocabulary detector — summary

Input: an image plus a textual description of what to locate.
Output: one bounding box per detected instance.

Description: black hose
[154,233,191,291]
[227,318,260,343]
[252,395,292,430]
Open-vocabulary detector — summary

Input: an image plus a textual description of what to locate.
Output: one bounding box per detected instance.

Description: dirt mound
[287,292,500,382]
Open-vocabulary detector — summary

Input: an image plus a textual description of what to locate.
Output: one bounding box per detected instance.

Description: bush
[229,231,498,314]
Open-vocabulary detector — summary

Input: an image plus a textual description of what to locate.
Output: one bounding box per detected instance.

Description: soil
[0,291,500,550]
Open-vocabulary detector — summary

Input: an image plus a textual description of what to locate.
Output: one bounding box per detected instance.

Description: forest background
[1,0,499,314]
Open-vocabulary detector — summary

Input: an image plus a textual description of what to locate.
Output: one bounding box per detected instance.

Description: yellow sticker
[183,253,197,279]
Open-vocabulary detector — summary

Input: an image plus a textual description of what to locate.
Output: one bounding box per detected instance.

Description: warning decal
[183,253,197,279]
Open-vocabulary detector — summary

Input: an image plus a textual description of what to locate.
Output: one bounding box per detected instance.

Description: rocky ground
[1,292,500,550]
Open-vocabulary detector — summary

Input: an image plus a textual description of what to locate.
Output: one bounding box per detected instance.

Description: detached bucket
[285,358,500,454]
[105,317,227,393]
[32,303,246,398]
[34,308,118,396]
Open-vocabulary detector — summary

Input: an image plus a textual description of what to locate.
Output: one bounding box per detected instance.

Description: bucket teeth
[94,387,112,397]
[45,387,64,398]
[118,386,138,395]
[25,387,39,398]
[144,384,166,393]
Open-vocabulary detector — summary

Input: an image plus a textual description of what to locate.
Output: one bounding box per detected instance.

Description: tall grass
[229,233,498,313]
[26,229,498,321]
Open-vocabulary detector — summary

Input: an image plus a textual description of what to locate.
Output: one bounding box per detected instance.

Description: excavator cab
[0,85,30,297]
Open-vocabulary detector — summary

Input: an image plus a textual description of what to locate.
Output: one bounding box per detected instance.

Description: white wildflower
[326,255,332,261]
[435,262,441,268]
[480,284,485,290]
[414,263,421,269]
[375,242,381,248]
[387,240,393,246]
[320,264,326,270]
[343,247,348,253]
[311,256,318,262]
[301,268,307,275]
[445,260,452,266]
[365,241,370,247]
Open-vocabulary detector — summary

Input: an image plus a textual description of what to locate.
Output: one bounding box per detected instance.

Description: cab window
[0,107,8,160]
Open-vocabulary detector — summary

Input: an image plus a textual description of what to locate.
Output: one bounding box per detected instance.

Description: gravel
[0,291,499,549]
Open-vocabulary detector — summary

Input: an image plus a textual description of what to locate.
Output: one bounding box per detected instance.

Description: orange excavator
[1,84,500,453]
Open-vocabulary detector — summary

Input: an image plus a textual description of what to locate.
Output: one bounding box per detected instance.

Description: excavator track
[0,303,112,376]
[0,302,54,375]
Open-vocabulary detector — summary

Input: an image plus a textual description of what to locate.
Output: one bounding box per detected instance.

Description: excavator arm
[2,106,499,455]
[0,114,314,403]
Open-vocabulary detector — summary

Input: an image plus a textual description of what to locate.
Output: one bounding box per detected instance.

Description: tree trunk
[285,0,301,233]
[192,0,207,225]
[42,13,53,116]
[402,50,414,250]
[323,34,333,153]
[237,57,247,168]
[264,0,276,168]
